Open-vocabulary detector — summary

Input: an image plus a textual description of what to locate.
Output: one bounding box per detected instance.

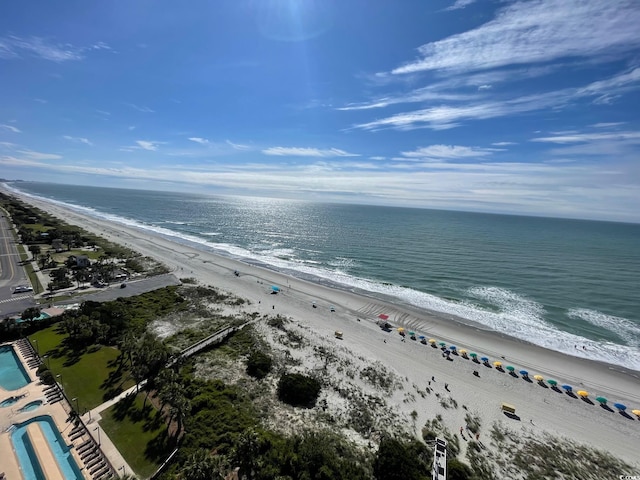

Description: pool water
[11,415,84,480]
[19,400,43,412]
[1,394,26,407]
[0,345,31,390]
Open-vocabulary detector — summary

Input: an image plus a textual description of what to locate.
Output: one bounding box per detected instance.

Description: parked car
[13,285,33,293]
[120,283,127,289]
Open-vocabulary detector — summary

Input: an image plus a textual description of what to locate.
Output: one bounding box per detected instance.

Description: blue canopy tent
[271,285,280,294]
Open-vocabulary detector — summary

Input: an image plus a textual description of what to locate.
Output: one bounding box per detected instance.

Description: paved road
[56,273,182,305]
[0,211,35,317]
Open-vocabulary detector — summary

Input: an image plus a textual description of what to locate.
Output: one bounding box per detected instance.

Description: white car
[13,285,33,293]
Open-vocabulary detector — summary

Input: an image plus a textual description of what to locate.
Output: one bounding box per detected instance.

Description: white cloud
[492,142,517,146]
[0,35,110,62]
[136,140,161,151]
[189,137,210,145]
[262,147,360,157]
[401,145,495,160]
[96,110,111,116]
[17,150,62,160]
[226,140,251,151]
[446,0,477,11]
[392,0,640,75]
[126,103,155,113]
[369,156,386,161]
[531,131,640,144]
[33,98,47,104]
[0,124,21,133]
[353,67,639,131]
[128,126,136,131]
[478,84,492,91]
[590,122,625,128]
[63,135,93,146]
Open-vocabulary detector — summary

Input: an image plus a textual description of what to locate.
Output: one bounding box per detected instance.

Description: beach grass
[99,392,170,479]
[30,326,135,410]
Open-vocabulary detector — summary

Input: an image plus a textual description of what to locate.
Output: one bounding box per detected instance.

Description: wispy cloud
[0,124,21,133]
[590,122,625,129]
[391,0,640,75]
[17,149,62,160]
[262,147,360,157]
[446,0,477,11]
[33,98,47,104]
[189,137,210,145]
[96,110,111,116]
[121,140,164,152]
[492,142,517,146]
[0,35,110,62]
[353,67,640,131]
[531,131,640,144]
[226,140,251,151]
[63,135,93,146]
[401,145,495,160]
[125,103,155,113]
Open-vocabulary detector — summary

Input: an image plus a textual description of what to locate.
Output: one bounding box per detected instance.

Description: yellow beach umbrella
[632,409,640,417]
[493,361,502,367]
[428,339,436,343]
[577,390,589,397]
[533,375,544,381]
[459,349,467,354]
[397,327,405,332]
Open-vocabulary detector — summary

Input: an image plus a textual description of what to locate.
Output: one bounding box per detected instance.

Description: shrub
[447,458,474,480]
[277,373,321,408]
[246,351,272,379]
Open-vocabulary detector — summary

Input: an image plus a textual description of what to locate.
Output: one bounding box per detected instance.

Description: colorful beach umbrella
[481,356,489,362]
[533,375,544,381]
[547,379,558,386]
[418,335,426,340]
[613,403,627,411]
[439,342,446,347]
[493,361,502,367]
[428,339,436,344]
[378,314,389,320]
[459,349,467,354]
[449,345,457,351]
[519,370,529,376]
[398,327,405,332]
[631,409,640,417]
[561,384,573,391]
[505,365,515,372]
[576,390,589,397]
[595,396,608,404]
[469,352,478,358]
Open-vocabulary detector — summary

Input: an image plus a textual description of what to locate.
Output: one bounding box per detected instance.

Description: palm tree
[182,450,226,480]
[28,244,41,262]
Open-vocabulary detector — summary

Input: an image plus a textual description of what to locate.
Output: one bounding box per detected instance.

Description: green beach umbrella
[469,352,478,358]
[547,379,558,386]
[595,396,608,404]
[505,366,515,372]
[438,342,446,347]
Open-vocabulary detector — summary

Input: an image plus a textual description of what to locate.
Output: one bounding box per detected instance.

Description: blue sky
[1,0,639,222]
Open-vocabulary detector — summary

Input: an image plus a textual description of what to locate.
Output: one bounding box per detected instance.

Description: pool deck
[0,340,134,480]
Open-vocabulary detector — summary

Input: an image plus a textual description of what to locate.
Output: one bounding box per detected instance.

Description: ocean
[7,182,640,371]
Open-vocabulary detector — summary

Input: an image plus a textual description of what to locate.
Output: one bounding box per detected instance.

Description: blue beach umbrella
[562,384,573,391]
[418,335,426,339]
[519,370,529,376]
[613,403,627,411]
[449,345,457,351]
[481,357,489,363]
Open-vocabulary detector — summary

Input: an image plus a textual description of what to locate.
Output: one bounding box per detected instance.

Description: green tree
[277,373,321,408]
[373,437,429,480]
[28,244,41,262]
[182,449,226,480]
[246,351,272,379]
[21,306,41,322]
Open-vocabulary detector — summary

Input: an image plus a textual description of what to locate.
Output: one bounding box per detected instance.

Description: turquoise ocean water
[8,182,640,371]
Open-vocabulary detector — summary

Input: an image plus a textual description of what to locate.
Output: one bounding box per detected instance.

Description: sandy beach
[9,188,640,470]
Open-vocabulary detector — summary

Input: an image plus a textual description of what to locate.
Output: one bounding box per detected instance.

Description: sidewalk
[80,382,146,478]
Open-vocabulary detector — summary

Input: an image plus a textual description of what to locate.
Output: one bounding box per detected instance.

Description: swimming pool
[11,415,84,480]
[1,393,27,407]
[0,345,31,390]
[19,399,44,412]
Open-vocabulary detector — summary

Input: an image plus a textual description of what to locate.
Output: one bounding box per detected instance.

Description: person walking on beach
[431,376,435,382]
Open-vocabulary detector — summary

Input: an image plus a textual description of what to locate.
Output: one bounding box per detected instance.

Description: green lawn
[100,393,171,479]
[29,326,135,412]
